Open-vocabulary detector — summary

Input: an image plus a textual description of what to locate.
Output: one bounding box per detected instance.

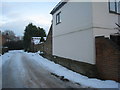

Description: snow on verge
[25,52,119,88]
[1,50,24,65]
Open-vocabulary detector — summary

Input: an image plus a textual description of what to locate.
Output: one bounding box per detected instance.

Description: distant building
[30,37,46,52]
[2,35,9,45]
[31,37,41,45]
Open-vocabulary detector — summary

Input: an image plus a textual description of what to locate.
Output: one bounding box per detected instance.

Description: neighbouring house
[1,33,9,54]
[0,31,2,45]
[2,35,9,45]
[2,33,18,44]
[49,0,120,81]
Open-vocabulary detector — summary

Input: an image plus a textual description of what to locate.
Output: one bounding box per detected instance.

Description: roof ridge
[50,0,69,14]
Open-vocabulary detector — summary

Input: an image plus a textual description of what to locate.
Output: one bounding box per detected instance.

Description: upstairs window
[109,0,120,14]
[109,1,116,12]
[56,12,61,25]
[116,1,120,13]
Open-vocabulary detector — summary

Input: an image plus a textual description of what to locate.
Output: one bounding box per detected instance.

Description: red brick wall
[95,36,120,82]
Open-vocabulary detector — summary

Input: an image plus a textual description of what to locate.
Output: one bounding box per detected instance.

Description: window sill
[109,11,120,15]
[56,22,61,25]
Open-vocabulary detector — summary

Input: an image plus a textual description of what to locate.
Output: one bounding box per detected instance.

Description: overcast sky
[1,1,60,36]
[1,0,119,36]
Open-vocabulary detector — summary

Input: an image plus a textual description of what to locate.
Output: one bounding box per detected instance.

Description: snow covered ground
[1,50,120,88]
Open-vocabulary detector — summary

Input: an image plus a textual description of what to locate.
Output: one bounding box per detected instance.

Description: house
[0,32,9,54]
[50,0,120,81]
[50,0,119,65]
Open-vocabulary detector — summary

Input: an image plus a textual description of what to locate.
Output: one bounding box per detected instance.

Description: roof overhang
[50,0,68,15]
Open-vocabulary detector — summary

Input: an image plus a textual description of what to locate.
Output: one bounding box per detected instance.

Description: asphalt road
[2,52,83,88]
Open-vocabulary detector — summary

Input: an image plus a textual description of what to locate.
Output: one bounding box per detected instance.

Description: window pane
[56,12,61,24]
[116,1,120,14]
[57,13,61,23]
[109,0,116,12]
[59,12,61,23]
[56,14,59,24]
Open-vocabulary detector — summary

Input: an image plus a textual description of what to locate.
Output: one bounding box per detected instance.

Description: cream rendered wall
[52,2,96,64]
[53,2,93,37]
[92,2,118,37]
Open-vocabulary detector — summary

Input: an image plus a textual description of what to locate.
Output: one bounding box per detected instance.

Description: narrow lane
[2,52,82,88]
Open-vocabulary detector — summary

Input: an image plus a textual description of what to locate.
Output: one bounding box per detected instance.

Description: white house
[50,0,119,65]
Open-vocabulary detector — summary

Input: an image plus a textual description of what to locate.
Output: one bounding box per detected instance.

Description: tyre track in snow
[21,53,64,88]
[2,53,26,88]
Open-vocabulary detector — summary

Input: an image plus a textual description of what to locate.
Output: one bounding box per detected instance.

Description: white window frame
[109,0,120,14]
[116,1,120,13]
[56,12,61,25]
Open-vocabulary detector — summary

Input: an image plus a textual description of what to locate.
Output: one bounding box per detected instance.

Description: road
[2,52,83,88]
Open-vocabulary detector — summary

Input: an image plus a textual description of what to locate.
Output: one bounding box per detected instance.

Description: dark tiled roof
[50,0,68,15]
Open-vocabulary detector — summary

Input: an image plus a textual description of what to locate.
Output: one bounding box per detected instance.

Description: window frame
[56,12,61,25]
[109,1,117,13]
[109,0,120,15]
[116,1,120,14]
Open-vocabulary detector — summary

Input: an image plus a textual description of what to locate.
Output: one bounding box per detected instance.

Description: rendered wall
[92,2,118,37]
[52,2,95,64]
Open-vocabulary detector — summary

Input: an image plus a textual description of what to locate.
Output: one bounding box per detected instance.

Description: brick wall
[44,25,52,55]
[96,36,120,82]
[42,54,98,78]
[30,43,44,52]
[110,34,120,46]
[30,25,52,54]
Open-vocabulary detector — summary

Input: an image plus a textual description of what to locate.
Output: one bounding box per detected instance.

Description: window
[109,1,116,12]
[116,1,120,13]
[109,0,120,14]
[56,12,61,25]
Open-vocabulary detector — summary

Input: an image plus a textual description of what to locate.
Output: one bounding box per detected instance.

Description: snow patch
[24,52,119,88]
